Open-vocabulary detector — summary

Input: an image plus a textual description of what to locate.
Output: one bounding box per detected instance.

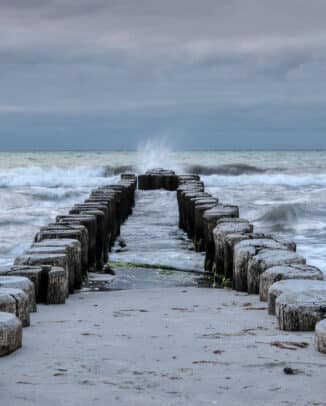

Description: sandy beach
[2,287,325,406]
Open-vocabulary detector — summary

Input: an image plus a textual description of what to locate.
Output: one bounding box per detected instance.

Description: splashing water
[135,138,183,174]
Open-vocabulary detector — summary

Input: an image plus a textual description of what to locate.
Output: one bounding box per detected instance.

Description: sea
[0,148,325,278]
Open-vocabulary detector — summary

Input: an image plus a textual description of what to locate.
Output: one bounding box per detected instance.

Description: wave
[0,166,119,188]
[0,218,34,226]
[186,163,267,176]
[27,188,85,201]
[256,204,304,224]
[202,173,326,187]
[103,165,135,176]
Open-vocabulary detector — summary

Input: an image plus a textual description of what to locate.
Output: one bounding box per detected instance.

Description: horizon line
[0,148,325,153]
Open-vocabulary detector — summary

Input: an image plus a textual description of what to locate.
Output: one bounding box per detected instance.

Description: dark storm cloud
[0,0,326,148]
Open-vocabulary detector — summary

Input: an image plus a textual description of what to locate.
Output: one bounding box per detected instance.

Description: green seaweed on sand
[222,277,232,289]
[108,261,202,274]
[158,270,176,275]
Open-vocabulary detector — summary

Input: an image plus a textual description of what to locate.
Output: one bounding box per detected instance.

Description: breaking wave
[103,165,135,176]
[0,218,34,227]
[256,204,305,224]
[202,173,326,187]
[186,163,267,176]
[0,166,119,188]
[27,188,85,201]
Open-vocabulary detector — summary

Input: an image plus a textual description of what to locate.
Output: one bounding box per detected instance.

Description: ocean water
[0,149,325,277]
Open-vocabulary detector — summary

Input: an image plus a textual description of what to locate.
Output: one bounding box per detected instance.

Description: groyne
[0,174,137,355]
[0,168,325,357]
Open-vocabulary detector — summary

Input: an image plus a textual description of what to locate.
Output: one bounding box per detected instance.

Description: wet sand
[2,287,325,406]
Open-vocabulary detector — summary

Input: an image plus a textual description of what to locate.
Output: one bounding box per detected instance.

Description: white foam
[0,166,118,188]
[0,165,120,267]
[202,173,326,188]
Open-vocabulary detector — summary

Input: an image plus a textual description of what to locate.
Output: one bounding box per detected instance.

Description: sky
[0,0,326,150]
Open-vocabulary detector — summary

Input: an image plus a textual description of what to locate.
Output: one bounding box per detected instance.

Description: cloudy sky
[0,0,326,150]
